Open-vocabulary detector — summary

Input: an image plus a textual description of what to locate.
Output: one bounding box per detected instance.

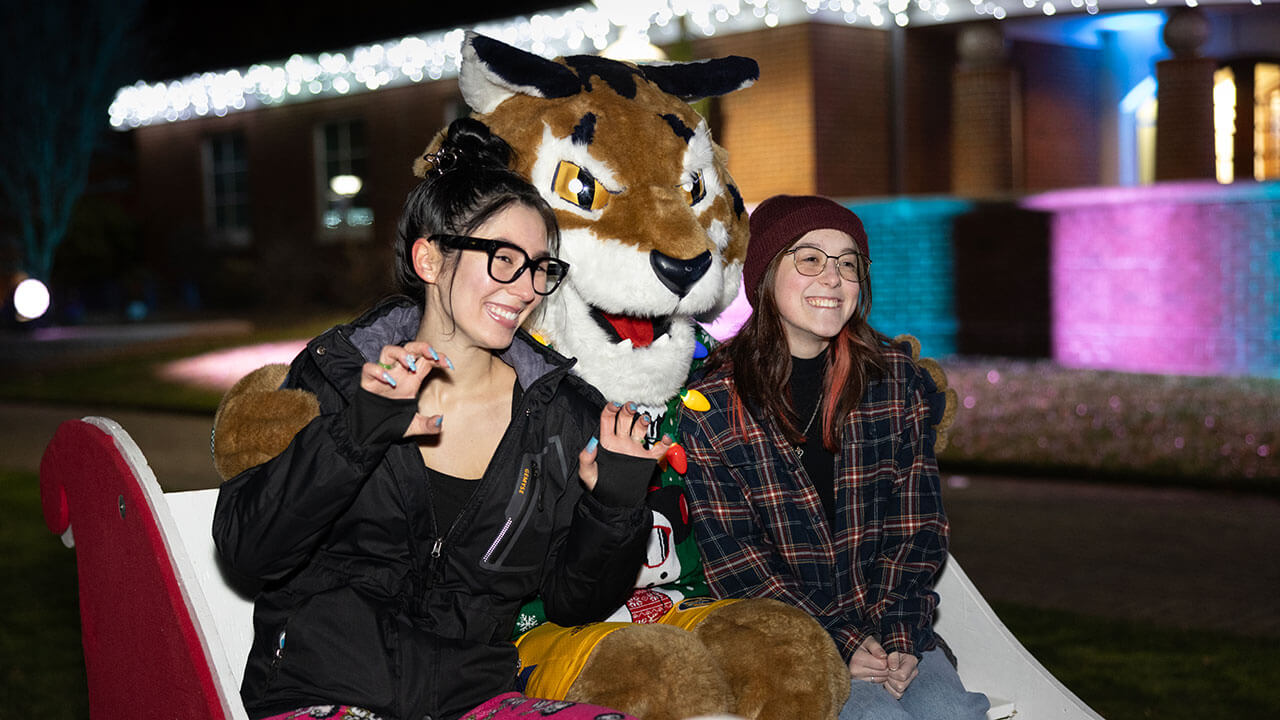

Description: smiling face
[464,71,748,407]
[772,229,862,359]
[417,202,551,351]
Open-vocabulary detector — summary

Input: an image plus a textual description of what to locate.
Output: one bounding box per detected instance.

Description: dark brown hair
[705,245,890,451]
[394,117,559,302]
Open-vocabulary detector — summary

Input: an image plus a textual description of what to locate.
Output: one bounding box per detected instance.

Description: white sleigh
[40,416,1103,720]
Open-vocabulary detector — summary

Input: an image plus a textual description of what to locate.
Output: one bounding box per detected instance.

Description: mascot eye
[552,161,610,212]
[681,172,706,206]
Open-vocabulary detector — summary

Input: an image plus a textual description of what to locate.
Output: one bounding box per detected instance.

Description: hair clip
[422,147,460,177]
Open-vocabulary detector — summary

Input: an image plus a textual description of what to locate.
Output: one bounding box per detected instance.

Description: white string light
[107,0,1267,129]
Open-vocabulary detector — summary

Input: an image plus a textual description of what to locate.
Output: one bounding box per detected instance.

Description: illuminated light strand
[109,0,1240,129]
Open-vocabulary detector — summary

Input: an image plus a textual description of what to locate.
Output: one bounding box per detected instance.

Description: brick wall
[953,203,1052,357]
[1015,40,1102,191]
[692,26,817,202]
[1155,57,1217,181]
[902,26,957,195]
[694,23,893,201]
[133,80,460,310]
[951,65,1019,194]
[1026,180,1280,378]
[810,23,892,197]
[847,197,972,357]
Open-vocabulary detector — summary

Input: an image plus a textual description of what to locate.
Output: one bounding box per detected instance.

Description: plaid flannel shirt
[679,345,948,661]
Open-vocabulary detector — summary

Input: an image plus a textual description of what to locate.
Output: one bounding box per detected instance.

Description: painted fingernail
[611,401,623,408]
[662,434,672,444]
[625,402,637,412]
[641,412,652,423]
[446,357,455,370]
[429,348,439,361]
[586,436,598,453]
[435,416,444,427]
[406,354,418,372]
[382,371,397,388]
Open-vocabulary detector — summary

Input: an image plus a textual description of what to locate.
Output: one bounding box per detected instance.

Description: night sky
[137,0,579,81]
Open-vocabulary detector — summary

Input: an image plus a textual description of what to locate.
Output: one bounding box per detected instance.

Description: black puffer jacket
[213,297,651,720]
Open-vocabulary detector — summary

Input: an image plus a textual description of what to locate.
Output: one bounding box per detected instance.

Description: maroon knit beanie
[744,195,870,307]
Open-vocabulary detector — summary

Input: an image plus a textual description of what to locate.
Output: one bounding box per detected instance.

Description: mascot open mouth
[590,307,673,348]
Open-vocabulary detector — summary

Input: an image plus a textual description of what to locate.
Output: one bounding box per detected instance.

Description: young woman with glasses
[214,118,666,720]
[679,195,989,720]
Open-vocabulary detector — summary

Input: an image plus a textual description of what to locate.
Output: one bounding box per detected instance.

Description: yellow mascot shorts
[514,597,739,700]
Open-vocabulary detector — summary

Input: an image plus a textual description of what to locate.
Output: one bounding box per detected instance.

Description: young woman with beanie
[679,194,988,720]
[213,118,666,720]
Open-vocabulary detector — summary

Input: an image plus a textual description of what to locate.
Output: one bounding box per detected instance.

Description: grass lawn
[0,315,340,414]
[5,467,1278,718]
[994,603,1280,718]
[2,469,88,719]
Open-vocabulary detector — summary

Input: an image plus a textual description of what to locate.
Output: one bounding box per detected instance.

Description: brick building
[83,3,1280,375]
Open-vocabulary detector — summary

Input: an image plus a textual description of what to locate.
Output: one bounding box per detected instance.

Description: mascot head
[418,33,757,408]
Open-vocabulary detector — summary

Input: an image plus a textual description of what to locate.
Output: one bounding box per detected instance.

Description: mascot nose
[650,250,713,298]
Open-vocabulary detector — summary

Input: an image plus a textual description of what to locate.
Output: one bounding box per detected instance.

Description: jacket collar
[323,295,593,400]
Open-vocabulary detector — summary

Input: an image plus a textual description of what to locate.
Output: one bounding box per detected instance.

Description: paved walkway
[3,402,220,491]
[942,475,1280,639]
[6,401,1279,640]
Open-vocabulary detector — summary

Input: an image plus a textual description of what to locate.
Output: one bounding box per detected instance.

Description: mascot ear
[637,56,759,102]
[460,32,582,113]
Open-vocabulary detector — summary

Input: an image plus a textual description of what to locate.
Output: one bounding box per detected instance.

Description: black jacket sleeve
[538,491,651,626]
[534,403,652,626]
[212,372,415,582]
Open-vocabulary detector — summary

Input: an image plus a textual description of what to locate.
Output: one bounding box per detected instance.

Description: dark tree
[0,0,142,283]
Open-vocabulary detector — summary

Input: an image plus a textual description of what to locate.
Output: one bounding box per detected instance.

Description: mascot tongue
[602,312,656,348]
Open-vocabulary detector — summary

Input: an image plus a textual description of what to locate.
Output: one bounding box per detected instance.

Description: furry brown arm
[211,364,320,481]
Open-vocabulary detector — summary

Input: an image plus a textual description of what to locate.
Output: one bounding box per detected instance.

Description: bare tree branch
[0,0,143,282]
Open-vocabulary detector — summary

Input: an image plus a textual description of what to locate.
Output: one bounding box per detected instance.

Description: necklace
[795,399,821,458]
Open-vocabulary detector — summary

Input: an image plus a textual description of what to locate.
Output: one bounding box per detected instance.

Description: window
[1214,67,1236,184]
[1119,76,1157,186]
[202,133,250,246]
[1257,63,1280,181]
[1212,62,1280,183]
[317,119,373,240]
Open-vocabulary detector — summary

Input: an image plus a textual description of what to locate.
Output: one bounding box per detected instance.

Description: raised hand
[360,341,453,437]
[577,402,673,491]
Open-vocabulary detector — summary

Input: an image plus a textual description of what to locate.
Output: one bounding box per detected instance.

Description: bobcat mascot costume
[213,33,854,720]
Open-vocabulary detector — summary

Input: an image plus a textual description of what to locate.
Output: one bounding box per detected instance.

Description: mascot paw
[693,599,849,720]
[212,363,320,481]
[568,624,733,720]
[893,334,958,453]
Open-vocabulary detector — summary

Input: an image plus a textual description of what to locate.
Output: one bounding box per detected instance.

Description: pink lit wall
[1025,181,1280,377]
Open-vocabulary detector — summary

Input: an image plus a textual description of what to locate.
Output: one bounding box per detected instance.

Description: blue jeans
[838,647,989,720]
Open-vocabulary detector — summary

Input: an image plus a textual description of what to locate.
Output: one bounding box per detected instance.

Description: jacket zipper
[424,365,561,574]
[481,458,538,565]
[267,621,288,682]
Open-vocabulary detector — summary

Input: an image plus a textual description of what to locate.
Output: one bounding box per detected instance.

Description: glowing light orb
[329,174,364,196]
[14,278,50,321]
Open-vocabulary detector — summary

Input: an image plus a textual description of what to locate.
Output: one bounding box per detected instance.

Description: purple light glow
[1027,180,1280,378]
[700,283,752,342]
[158,341,307,391]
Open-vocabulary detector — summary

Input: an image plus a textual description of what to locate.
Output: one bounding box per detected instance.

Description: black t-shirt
[789,351,837,526]
[426,378,523,533]
[427,466,479,534]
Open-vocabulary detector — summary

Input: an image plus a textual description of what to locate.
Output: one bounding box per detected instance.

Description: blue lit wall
[847,198,974,358]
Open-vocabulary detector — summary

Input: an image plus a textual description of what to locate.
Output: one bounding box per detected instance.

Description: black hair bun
[437,117,513,173]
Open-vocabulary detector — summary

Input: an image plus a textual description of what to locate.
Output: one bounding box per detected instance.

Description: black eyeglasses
[784,246,869,283]
[430,234,570,296]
